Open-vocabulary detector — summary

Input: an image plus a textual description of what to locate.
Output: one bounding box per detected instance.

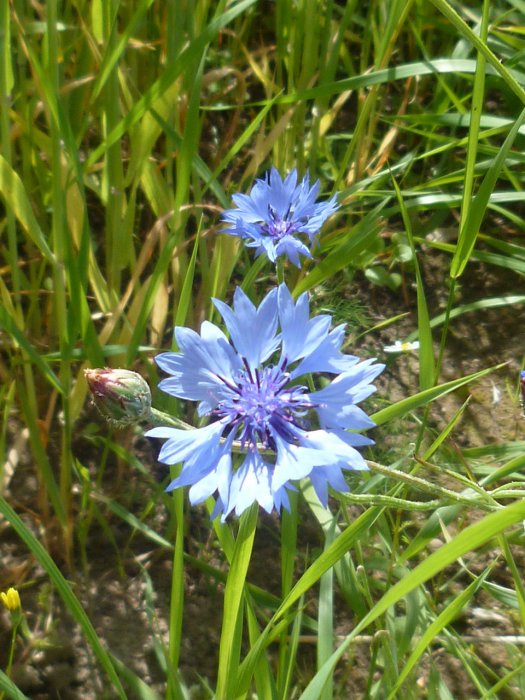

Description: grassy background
[2,0,525,698]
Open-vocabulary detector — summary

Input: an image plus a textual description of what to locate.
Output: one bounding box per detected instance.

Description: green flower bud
[84,368,152,426]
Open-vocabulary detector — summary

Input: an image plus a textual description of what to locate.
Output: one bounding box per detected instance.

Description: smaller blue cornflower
[221,168,339,267]
[147,284,383,520]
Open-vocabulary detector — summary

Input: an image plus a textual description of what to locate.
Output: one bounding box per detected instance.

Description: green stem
[166,486,185,700]
[278,491,298,696]
[276,259,286,284]
[148,406,192,430]
[0,618,20,700]
[366,460,494,511]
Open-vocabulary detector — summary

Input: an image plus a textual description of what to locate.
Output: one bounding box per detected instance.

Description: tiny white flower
[383,340,420,354]
[490,380,501,405]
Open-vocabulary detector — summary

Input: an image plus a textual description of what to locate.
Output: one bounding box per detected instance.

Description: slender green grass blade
[89,0,155,104]
[371,363,506,426]
[0,671,30,700]
[0,155,54,263]
[0,306,63,393]
[451,105,525,278]
[391,175,434,390]
[262,59,525,108]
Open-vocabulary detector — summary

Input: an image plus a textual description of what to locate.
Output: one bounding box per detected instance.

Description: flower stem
[147,407,192,430]
[366,460,494,510]
[166,484,185,700]
[276,259,285,284]
[0,619,20,700]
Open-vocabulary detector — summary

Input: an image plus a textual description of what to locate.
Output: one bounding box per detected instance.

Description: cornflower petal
[225,452,275,518]
[148,283,383,519]
[188,447,233,506]
[221,168,339,267]
[213,286,279,369]
[309,464,350,507]
[290,325,360,378]
[147,421,225,466]
[278,285,332,363]
[310,361,385,429]
[156,323,241,407]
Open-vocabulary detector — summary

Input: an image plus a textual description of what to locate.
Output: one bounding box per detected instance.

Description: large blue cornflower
[147,285,383,520]
[221,168,339,267]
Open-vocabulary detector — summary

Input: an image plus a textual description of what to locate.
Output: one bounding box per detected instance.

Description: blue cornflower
[147,285,383,520]
[221,168,339,267]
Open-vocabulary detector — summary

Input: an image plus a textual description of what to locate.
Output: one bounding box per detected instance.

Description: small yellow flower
[1,587,21,611]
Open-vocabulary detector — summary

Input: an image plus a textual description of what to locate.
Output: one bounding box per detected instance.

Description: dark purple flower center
[213,361,312,451]
[260,204,297,240]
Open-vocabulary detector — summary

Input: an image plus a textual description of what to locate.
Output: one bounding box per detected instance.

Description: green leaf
[451,105,525,278]
[0,155,54,262]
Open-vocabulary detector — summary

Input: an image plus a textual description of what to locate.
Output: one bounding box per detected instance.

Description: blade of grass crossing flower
[299,500,525,700]
[371,363,506,426]
[391,175,434,391]
[451,104,525,278]
[0,496,127,699]
[216,503,259,699]
[387,567,492,699]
